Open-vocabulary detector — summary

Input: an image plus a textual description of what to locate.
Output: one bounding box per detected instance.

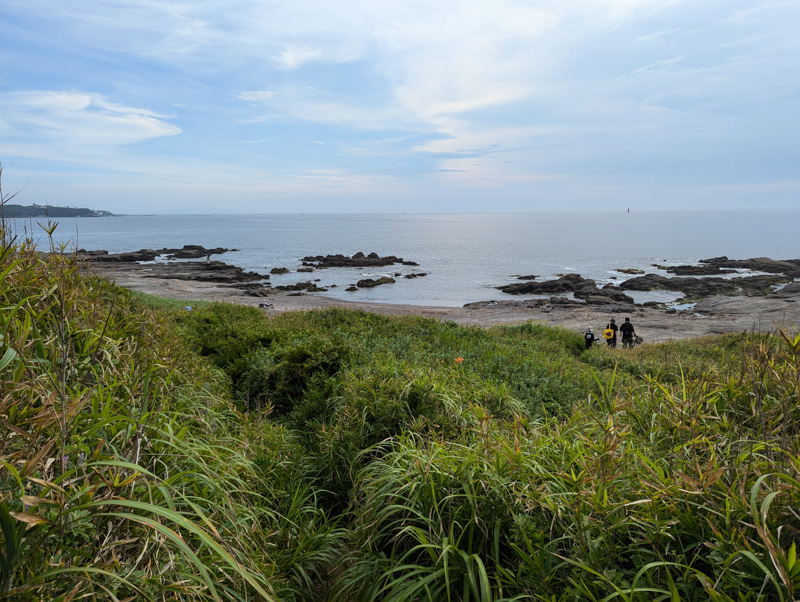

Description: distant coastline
[2,203,116,218]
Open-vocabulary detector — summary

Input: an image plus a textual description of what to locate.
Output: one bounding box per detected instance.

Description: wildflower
[455,357,463,363]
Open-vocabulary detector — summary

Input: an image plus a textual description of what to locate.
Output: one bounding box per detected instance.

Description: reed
[0,218,286,598]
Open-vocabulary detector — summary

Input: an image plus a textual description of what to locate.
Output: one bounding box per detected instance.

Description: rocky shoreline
[496,255,800,308]
[79,247,800,342]
[78,247,429,297]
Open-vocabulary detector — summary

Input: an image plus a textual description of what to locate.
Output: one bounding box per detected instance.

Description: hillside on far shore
[2,203,114,218]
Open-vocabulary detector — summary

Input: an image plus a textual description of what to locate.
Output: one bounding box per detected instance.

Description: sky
[1,0,798,214]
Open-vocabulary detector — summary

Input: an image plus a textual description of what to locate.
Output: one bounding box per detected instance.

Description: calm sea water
[14,210,800,307]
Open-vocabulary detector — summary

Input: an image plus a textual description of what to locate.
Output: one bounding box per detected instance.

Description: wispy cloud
[0,91,180,149]
[636,28,680,42]
[237,90,276,103]
[631,56,684,74]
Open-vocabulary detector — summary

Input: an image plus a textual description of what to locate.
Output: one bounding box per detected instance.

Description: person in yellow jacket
[603,318,618,348]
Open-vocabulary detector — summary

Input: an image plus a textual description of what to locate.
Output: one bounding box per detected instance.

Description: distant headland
[2,203,115,218]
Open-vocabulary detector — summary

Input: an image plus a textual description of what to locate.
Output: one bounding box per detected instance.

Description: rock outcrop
[356,277,396,288]
[619,273,790,298]
[275,281,328,292]
[497,274,634,305]
[301,252,418,268]
[656,264,735,276]
[699,256,800,277]
[79,245,235,262]
[137,260,265,284]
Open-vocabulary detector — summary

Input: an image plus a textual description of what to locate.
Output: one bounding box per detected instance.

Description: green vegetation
[2,223,799,599]
[2,204,114,218]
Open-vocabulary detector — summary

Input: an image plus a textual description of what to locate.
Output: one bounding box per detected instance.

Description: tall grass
[337,332,800,600]
[0,218,294,598]
[174,299,798,600]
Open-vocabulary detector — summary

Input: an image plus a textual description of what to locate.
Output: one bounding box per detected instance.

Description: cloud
[630,56,684,74]
[276,46,325,70]
[237,90,276,103]
[0,91,180,150]
[636,28,680,42]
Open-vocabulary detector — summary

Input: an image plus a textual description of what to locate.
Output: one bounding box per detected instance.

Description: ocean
[13,209,800,307]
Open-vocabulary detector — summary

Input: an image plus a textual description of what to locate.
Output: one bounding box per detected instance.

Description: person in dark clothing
[584,327,598,349]
[620,317,636,348]
[604,318,618,347]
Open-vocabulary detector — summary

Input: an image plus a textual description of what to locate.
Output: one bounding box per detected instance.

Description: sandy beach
[90,262,800,344]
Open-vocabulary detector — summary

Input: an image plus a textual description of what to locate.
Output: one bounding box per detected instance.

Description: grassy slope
[176,302,800,601]
[0,247,290,600]
[2,245,799,601]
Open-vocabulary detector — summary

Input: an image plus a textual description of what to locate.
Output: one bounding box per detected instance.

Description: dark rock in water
[297,267,314,273]
[345,286,358,292]
[699,256,800,277]
[270,267,290,274]
[498,274,634,305]
[167,245,234,259]
[275,281,327,292]
[621,274,730,296]
[356,277,396,288]
[620,273,791,297]
[616,268,645,274]
[301,252,416,268]
[79,245,235,262]
[498,273,588,295]
[664,265,736,276]
[83,248,157,262]
[404,272,428,279]
[517,274,538,280]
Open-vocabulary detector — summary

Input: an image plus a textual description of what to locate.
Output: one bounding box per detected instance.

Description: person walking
[620,317,636,348]
[604,318,618,348]
[584,327,598,349]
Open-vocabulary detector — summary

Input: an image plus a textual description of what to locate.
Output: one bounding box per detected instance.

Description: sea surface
[13,210,800,307]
